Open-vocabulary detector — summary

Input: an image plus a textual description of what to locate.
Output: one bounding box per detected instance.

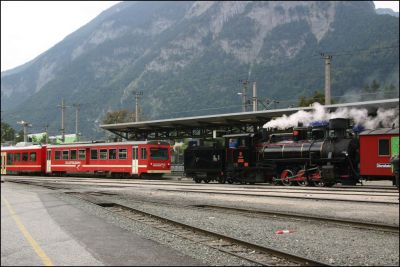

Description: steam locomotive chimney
[329,118,349,138]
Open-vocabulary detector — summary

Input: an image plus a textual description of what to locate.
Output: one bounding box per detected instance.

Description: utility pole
[44,124,49,144]
[73,104,80,141]
[252,81,257,112]
[321,53,332,105]
[133,91,143,122]
[57,98,69,142]
[239,79,249,112]
[17,120,32,143]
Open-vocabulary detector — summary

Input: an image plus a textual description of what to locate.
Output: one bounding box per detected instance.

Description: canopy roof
[100,98,399,140]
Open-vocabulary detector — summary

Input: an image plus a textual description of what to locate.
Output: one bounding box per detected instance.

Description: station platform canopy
[100,98,399,140]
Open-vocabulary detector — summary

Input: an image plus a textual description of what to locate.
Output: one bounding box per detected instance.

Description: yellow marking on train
[1,196,54,266]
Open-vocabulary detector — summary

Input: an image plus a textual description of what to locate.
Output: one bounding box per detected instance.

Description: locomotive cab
[223,133,263,184]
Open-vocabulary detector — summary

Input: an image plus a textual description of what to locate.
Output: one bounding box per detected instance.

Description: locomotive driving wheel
[309,169,323,186]
[280,169,294,186]
[296,169,308,186]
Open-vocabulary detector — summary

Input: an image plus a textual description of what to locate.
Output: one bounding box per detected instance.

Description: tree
[298,90,325,107]
[102,110,133,124]
[371,80,380,92]
[384,84,398,98]
[15,130,24,143]
[39,134,48,144]
[1,122,15,143]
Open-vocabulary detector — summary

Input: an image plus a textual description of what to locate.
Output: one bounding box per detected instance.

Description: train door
[46,149,52,173]
[132,146,138,174]
[1,152,6,175]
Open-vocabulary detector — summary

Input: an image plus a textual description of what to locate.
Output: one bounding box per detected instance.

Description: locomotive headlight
[342,151,348,157]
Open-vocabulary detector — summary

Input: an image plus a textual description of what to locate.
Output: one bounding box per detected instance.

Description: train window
[109,149,117,160]
[141,148,147,160]
[47,151,51,161]
[150,148,169,160]
[378,139,390,156]
[7,154,13,164]
[119,149,127,159]
[55,151,61,160]
[30,152,36,162]
[100,149,107,160]
[91,149,98,160]
[14,153,21,162]
[133,147,138,160]
[229,138,238,148]
[62,151,69,160]
[78,150,86,160]
[22,152,28,161]
[70,150,77,160]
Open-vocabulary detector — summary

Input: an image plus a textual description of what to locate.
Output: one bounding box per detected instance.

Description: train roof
[1,140,170,151]
[359,128,399,135]
[1,145,44,151]
[46,140,170,148]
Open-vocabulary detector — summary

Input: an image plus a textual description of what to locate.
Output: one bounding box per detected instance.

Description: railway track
[156,188,399,205]
[173,187,397,197]
[7,177,399,205]
[63,189,398,234]
[190,204,399,234]
[10,179,399,230]
[5,175,398,193]
[65,191,329,266]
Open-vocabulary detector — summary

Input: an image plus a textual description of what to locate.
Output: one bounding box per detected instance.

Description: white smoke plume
[263,102,399,130]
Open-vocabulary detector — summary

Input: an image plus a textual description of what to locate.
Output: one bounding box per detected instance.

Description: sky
[1,1,399,72]
[1,1,121,72]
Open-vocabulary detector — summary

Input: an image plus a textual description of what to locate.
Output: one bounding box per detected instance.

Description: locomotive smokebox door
[321,165,335,183]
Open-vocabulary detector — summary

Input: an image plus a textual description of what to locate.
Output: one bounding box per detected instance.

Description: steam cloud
[263,102,399,130]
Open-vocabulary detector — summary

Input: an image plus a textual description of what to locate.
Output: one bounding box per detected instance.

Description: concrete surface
[1,182,202,266]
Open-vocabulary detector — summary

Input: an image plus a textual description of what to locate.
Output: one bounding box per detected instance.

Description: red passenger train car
[1,144,46,175]
[1,141,172,178]
[359,128,399,180]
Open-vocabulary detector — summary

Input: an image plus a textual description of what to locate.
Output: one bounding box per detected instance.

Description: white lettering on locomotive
[376,163,391,168]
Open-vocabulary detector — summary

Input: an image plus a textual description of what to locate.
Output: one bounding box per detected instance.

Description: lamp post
[17,120,32,143]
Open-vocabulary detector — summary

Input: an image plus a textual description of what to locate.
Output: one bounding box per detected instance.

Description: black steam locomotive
[184,118,360,186]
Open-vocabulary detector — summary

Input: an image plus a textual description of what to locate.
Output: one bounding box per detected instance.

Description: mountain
[376,8,399,17]
[1,1,399,139]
